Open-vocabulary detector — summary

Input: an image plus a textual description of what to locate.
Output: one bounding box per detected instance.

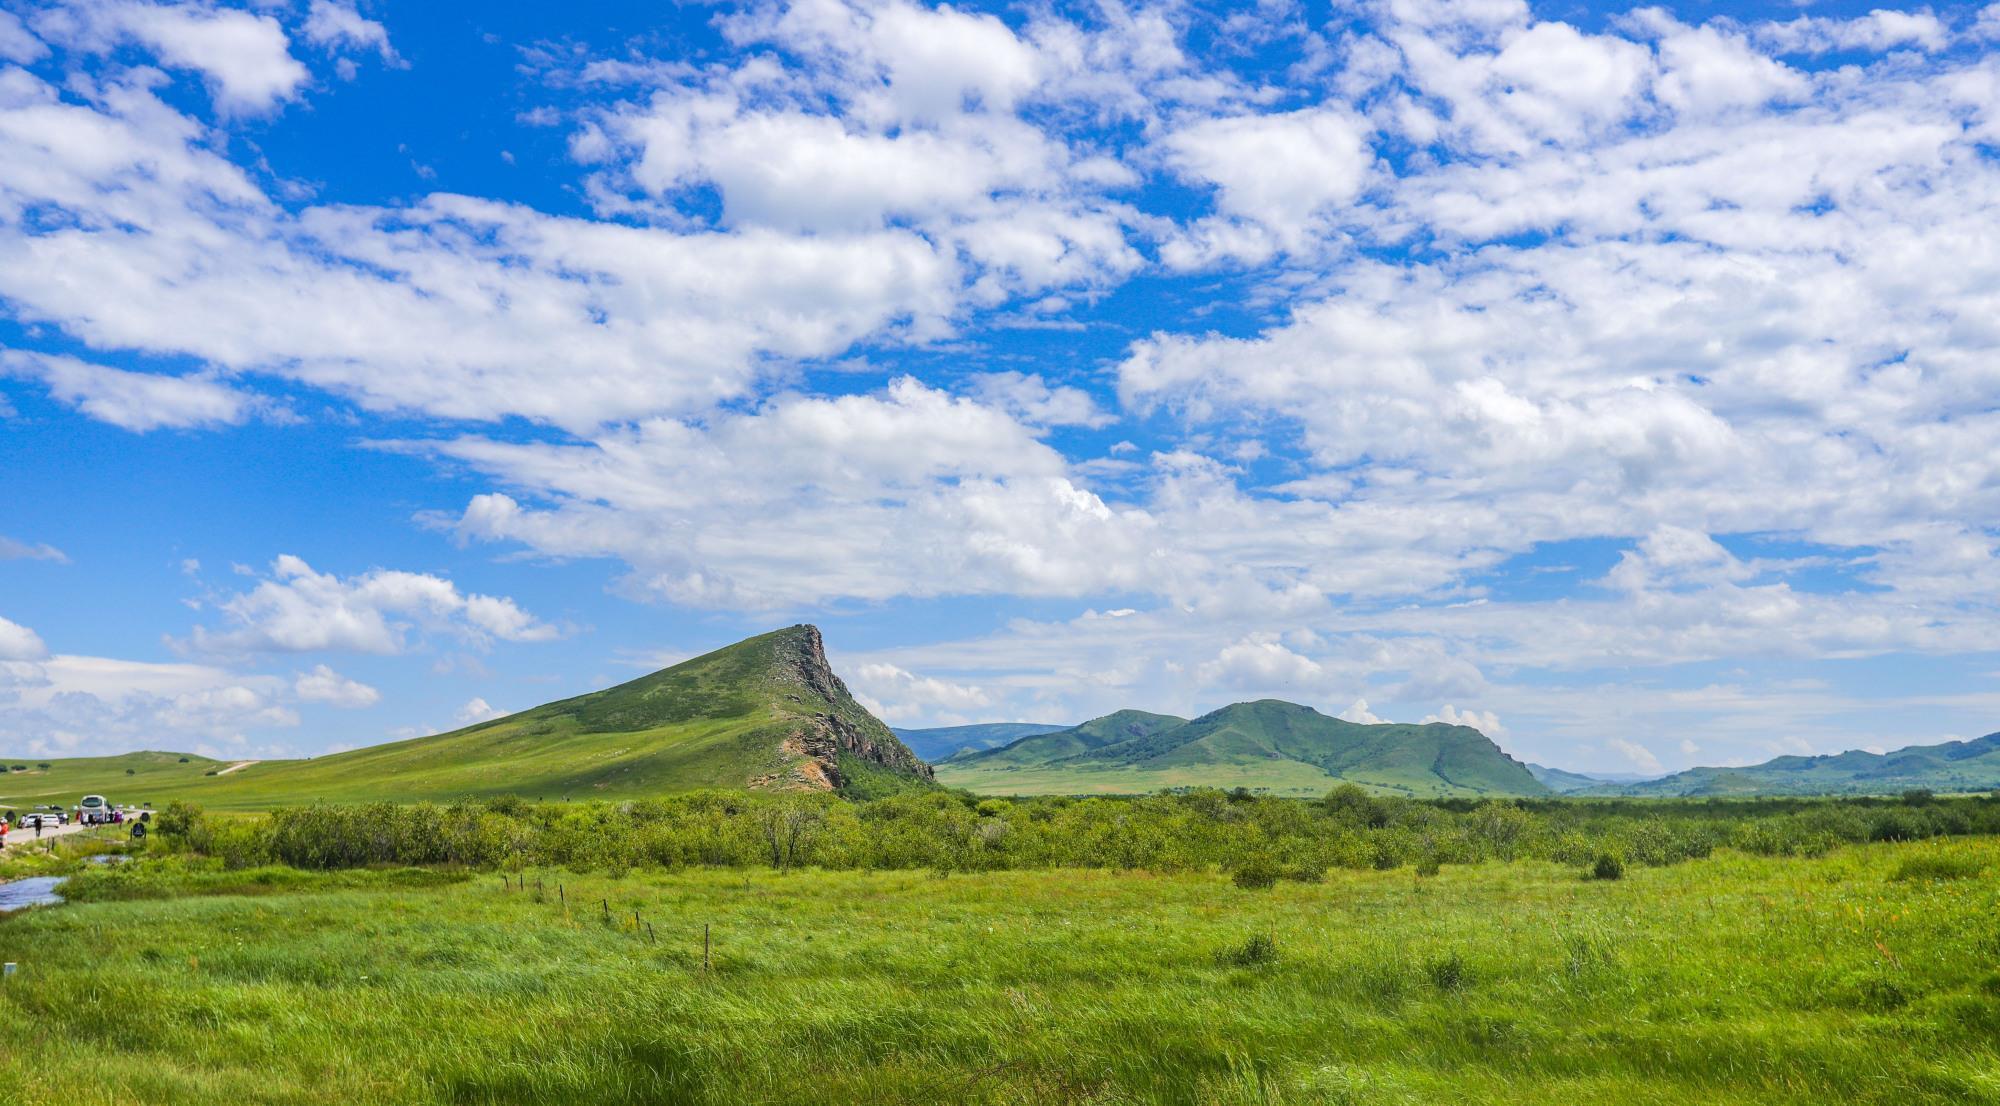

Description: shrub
[1415,854,1442,878]
[125,768,136,776]
[1891,852,1984,882]
[177,757,189,763]
[1591,853,1625,881]
[1425,952,1469,992]
[1233,855,1282,890]
[1217,934,1277,968]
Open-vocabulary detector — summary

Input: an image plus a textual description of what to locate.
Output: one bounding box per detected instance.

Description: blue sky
[3,0,1999,776]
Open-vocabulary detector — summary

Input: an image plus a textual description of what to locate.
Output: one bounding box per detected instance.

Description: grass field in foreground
[2,841,1998,1104]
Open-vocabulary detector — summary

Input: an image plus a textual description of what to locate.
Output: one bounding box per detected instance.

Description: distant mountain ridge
[934,699,1547,797]
[892,722,1070,763]
[53,625,937,809]
[1589,732,2000,797]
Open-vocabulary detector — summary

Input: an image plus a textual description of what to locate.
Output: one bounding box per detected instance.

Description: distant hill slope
[18,626,933,811]
[1526,763,1662,794]
[1593,732,2000,797]
[0,751,225,812]
[936,700,1547,797]
[893,722,1070,763]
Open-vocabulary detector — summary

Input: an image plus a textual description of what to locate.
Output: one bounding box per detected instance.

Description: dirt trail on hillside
[215,761,259,776]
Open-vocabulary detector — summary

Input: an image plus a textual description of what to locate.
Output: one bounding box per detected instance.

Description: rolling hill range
[1589,732,2000,797]
[934,700,1549,797]
[892,722,1070,762]
[0,626,932,811]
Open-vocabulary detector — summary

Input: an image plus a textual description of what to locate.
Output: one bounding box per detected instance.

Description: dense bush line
[146,785,2000,877]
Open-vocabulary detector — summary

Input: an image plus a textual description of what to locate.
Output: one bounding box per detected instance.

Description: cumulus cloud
[1338,698,1384,725]
[302,0,396,62]
[1195,634,1327,689]
[4,351,261,431]
[850,662,993,724]
[0,10,47,63]
[34,1,310,113]
[292,663,380,708]
[1607,737,1665,774]
[188,555,559,655]
[453,697,508,725]
[0,653,296,757]
[0,615,49,661]
[1422,704,1505,737]
[426,377,1162,608]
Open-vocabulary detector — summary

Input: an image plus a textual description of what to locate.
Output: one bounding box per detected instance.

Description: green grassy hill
[892,722,1070,762]
[936,700,1548,797]
[0,751,227,812]
[1596,732,2000,797]
[1,626,933,811]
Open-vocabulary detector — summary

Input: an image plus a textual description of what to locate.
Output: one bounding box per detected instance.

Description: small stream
[0,876,65,912]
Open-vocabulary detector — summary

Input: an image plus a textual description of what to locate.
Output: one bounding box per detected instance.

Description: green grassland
[1,840,1996,1104]
[0,750,225,810]
[939,701,1547,798]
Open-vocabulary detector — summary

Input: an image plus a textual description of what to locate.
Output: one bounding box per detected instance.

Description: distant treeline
[147,786,2000,878]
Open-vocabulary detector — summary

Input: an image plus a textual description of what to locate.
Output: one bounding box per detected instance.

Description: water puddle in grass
[0,876,66,912]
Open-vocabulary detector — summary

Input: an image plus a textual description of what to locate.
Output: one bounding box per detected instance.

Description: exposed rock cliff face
[755,624,935,793]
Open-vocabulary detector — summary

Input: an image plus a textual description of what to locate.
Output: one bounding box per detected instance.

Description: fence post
[602,899,609,920]
[704,924,711,972]
[558,883,565,907]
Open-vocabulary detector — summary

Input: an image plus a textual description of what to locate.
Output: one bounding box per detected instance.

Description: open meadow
[0,825,1995,1105]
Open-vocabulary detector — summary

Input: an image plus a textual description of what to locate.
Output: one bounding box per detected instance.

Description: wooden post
[602,899,609,920]
[704,924,711,972]
[646,922,655,944]
[558,883,565,906]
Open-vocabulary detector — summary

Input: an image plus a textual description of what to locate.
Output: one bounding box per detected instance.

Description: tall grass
[1,840,1995,1104]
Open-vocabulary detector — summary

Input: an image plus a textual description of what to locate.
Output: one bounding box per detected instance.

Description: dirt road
[0,818,121,852]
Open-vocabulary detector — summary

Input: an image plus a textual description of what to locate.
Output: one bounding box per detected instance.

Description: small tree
[758,800,824,871]
[1592,852,1625,881]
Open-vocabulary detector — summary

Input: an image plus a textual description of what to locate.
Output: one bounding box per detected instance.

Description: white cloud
[1422,703,1505,737]
[0,10,47,63]
[303,1,396,63]
[292,663,380,708]
[1195,634,1327,689]
[1607,737,1664,774]
[0,536,67,563]
[1338,698,1384,725]
[0,653,296,757]
[4,351,260,431]
[188,554,559,655]
[0,615,48,661]
[36,1,310,114]
[1753,10,1947,55]
[1161,106,1373,260]
[968,372,1111,428]
[850,661,992,724]
[453,697,507,725]
[427,377,1162,608]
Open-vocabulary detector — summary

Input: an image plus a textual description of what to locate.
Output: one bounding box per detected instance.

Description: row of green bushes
[147,786,2000,876]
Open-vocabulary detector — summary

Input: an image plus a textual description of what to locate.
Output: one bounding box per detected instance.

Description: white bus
[79,794,109,825]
